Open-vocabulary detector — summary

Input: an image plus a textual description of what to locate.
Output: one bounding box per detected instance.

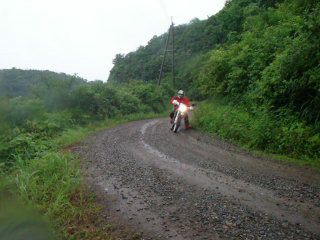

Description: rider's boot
[185,116,191,129]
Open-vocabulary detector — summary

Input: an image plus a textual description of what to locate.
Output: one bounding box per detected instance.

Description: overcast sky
[0,0,226,81]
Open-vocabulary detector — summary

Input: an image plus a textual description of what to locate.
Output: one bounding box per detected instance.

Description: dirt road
[76,118,320,239]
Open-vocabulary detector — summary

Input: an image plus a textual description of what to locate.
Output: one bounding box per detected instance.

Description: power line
[158,18,175,87]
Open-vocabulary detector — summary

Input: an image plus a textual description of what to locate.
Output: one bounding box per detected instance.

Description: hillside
[0,68,87,98]
[108,0,285,86]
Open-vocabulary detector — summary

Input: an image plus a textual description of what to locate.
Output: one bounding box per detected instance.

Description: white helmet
[178,90,184,98]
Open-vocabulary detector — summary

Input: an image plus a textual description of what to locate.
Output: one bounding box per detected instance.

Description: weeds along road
[76,118,320,240]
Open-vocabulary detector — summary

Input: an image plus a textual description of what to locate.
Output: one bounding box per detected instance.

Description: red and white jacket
[170,96,191,110]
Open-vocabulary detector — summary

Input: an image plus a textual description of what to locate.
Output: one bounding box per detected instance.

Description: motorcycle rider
[170,90,191,129]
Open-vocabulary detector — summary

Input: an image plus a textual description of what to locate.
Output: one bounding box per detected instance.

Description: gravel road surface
[75,118,320,239]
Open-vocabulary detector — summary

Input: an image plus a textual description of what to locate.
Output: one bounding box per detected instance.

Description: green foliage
[174,53,208,100]
[195,0,320,128]
[130,83,170,112]
[15,152,81,218]
[0,152,82,238]
[0,97,46,127]
[255,30,320,123]
[193,100,320,165]
[118,90,142,115]
[0,72,172,168]
[68,82,172,121]
[31,76,80,111]
[196,50,231,97]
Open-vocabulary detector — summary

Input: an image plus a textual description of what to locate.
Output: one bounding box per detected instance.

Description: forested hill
[0,68,86,98]
[108,0,320,124]
[108,0,285,86]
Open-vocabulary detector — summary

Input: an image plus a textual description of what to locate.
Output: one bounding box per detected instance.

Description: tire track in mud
[77,118,320,239]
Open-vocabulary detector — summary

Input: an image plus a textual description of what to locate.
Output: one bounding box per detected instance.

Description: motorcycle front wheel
[172,114,181,133]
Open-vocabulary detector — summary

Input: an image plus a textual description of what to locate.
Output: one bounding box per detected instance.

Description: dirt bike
[171,103,193,133]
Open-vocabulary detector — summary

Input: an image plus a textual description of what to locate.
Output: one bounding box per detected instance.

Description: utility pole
[158,18,175,86]
[171,18,175,88]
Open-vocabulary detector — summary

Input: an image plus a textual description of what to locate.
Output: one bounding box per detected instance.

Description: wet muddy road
[76,118,320,239]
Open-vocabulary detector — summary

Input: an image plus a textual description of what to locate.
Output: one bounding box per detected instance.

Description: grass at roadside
[191,99,320,169]
[0,111,169,239]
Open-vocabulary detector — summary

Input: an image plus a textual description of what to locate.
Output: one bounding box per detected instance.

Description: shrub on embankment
[192,99,320,167]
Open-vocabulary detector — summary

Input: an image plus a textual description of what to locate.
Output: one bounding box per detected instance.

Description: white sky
[0,0,226,81]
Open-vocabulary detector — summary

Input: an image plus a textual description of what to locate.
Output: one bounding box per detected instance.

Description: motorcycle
[171,102,194,133]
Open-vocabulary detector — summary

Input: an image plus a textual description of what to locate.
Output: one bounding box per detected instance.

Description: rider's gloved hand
[172,100,179,105]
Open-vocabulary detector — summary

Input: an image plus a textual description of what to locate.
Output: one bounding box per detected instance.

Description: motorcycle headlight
[179,104,187,112]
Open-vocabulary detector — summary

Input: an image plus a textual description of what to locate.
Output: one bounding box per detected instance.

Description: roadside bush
[0,110,74,166]
[0,97,46,128]
[255,35,320,123]
[192,99,319,162]
[23,112,74,137]
[1,151,81,238]
[118,90,142,115]
[68,83,170,121]
[196,49,230,97]
[130,83,169,112]
[15,152,81,218]
[0,132,53,167]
